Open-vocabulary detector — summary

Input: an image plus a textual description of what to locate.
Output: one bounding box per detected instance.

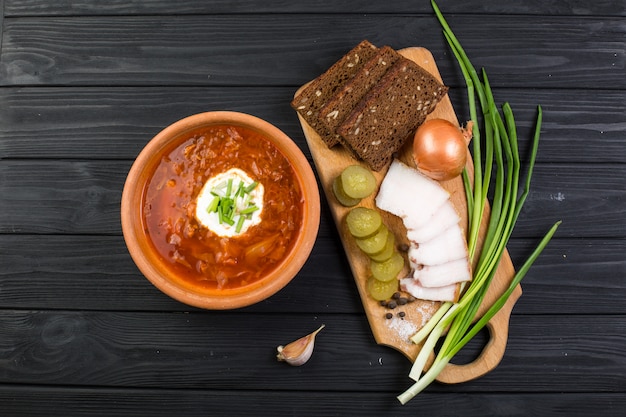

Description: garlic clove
[276,324,325,366]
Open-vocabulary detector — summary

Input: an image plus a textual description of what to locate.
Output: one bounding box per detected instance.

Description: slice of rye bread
[318,45,401,136]
[336,57,449,171]
[290,40,378,147]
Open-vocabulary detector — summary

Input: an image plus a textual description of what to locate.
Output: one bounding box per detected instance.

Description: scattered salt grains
[383,301,438,344]
[550,192,565,201]
[386,315,418,342]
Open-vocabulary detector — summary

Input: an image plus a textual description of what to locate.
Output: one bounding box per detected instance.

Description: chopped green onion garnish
[235,180,245,197]
[211,189,225,198]
[207,195,220,213]
[240,205,259,215]
[207,177,261,233]
[235,215,246,233]
[217,204,224,224]
[244,181,258,193]
[225,178,233,197]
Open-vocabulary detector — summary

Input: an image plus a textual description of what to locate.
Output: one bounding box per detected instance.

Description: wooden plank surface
[0,311,625,392]
[0,0,624,416]
[4,0,625,16]
[0,15,623,88]
[0,388,625,417]
[1,87,624,163]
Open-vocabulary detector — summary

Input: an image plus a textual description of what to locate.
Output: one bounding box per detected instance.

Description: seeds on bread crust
[293,41,449,172]
[319,46,401,136]
[290,40,378,148]
[336,58,448,171]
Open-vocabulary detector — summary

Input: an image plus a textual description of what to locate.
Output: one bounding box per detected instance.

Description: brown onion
[412,119,469,181]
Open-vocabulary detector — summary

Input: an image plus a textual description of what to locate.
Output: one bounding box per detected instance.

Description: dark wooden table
[1,1,624,416]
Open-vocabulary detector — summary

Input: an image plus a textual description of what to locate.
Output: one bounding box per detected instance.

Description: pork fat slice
[412,258,471,288]
[375,159,449,230]
[375,159,471,303]
[406,201,460,244]
[408,223,468,266]
[400,278,459,303]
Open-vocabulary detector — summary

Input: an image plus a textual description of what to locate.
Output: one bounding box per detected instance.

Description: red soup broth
[142,124,304,292]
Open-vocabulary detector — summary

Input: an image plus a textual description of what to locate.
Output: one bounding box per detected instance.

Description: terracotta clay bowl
[121,111,320,309]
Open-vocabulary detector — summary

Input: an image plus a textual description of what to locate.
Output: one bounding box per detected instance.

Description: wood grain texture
[0,389,625,417]
[4,0,624,16]
[1,87,623,163]
[0,87,303,160]
[0,0,4,57]
[0,311,624,393]
[0,15,623,88]
[0,160,129,234]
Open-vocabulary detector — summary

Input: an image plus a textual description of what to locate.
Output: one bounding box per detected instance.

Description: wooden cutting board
[295,46,521,384]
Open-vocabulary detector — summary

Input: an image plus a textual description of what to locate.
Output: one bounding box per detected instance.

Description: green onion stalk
[398,1,562,404]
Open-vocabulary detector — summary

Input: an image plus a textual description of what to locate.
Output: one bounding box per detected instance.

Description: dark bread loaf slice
[336,57,449,171]
[290,40,378,147]
[318,45,401,136]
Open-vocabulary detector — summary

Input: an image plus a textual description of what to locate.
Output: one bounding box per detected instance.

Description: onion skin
[412,119,468,181]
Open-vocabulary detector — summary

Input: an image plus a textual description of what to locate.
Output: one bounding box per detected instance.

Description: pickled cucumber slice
[367,276,398,301]
[332,175,361,207]
[369,232,396,262]
[346,207,382,238]
[355,225,389,255]
[341,165,377,199]
[371,252,405,282]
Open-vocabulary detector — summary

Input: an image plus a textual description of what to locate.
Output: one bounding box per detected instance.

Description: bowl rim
[121,111,320,309]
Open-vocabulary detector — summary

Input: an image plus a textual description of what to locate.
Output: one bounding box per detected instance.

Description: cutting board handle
[434,284,522,384]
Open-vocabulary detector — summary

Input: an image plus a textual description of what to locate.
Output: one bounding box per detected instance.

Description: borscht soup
[141,124,304,292]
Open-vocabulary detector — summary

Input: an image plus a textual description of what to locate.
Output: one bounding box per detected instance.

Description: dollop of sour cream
[195,168,264,237]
